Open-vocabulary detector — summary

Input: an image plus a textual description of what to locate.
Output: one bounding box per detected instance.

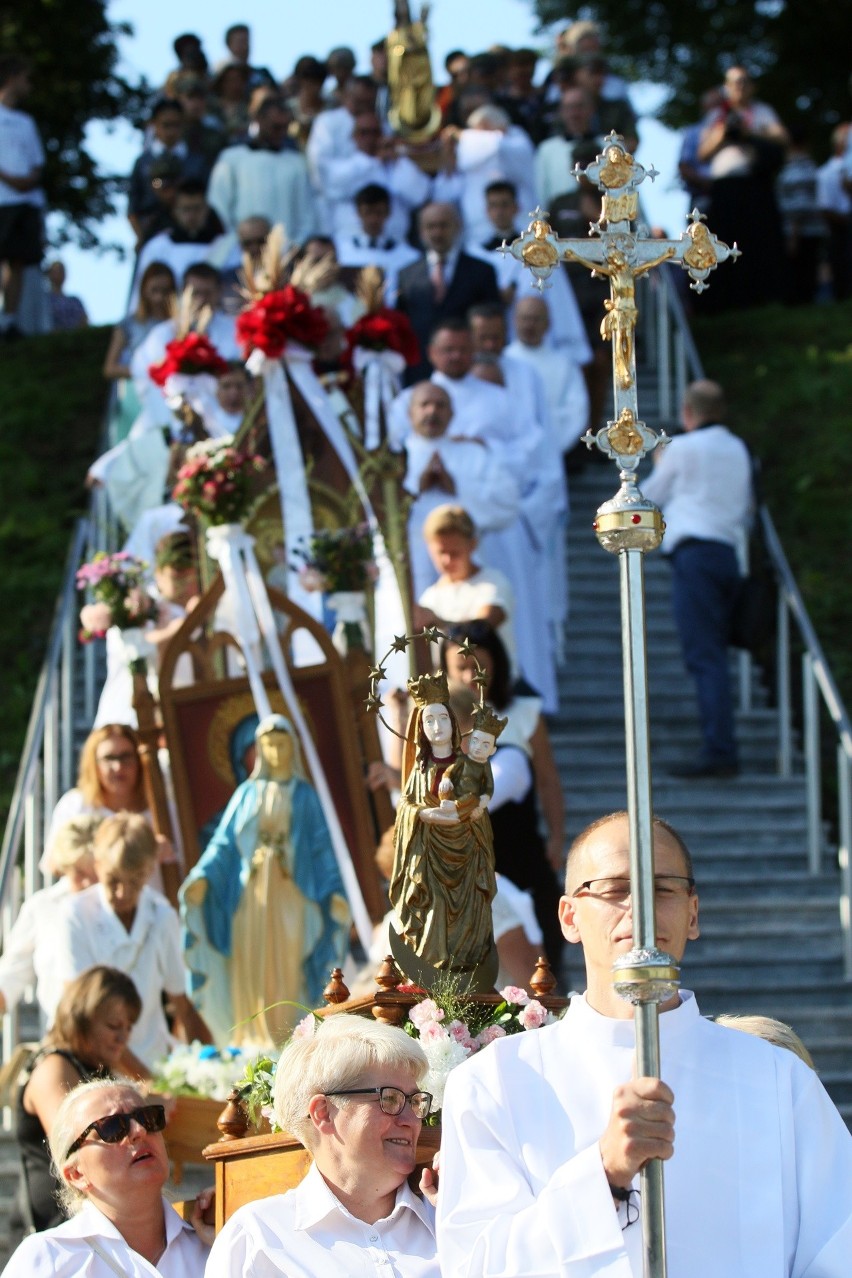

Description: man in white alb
[437,810,852,1276]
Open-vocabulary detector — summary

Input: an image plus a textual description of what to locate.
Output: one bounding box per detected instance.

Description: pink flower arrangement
[76,551,157,642]
[518,999,548,1030]
[172,436,266,526]
[402,984,559,1118]
[293,525,378,593]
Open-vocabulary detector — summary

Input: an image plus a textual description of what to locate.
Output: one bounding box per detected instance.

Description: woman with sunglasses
[9,966,143,1246]
[206,1014,439,1277]
[4,1078,212,1277]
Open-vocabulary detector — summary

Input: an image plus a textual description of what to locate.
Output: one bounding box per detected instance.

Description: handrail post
[803,653,822,874]
[656,279,671,422]
[838,746,852,980]
[777,592,792,777]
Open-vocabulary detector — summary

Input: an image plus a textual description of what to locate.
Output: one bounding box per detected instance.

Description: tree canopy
[1,0,146,247]
[532,1,850,144]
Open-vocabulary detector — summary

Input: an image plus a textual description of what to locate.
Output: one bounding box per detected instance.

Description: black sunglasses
[67,1104,166,1156]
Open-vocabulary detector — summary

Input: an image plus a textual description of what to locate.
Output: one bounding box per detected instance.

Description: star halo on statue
[365,627,488,741]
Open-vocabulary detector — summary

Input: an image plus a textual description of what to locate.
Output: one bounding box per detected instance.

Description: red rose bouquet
[236,284,330,360]
[346,307,420,367]
[149,331,229,387]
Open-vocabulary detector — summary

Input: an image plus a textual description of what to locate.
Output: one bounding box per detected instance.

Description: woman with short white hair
[206,1014,440,1276]
[3,1078,212,1276]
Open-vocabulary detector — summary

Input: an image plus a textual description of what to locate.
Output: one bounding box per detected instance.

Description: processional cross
[503,135,740,1278]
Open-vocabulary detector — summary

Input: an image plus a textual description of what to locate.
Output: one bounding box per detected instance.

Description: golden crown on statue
[407,671,450,709]
[472,705,508,739]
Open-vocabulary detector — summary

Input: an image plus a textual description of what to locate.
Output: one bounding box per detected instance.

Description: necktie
[431,255,447,303]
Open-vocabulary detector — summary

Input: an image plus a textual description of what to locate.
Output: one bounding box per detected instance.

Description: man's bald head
[564,811,694,895]
[513,295,550,347]
[409,382,453,438]
[682,379,726,429]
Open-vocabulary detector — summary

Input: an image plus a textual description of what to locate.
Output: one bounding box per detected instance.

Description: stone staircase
[554,460,852,1126]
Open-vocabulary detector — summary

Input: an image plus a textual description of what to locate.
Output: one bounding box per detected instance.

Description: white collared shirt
[206,1162,439,1277]
[3,1195,208,1278]
[642,424,752,554]
[52,883,184,1067]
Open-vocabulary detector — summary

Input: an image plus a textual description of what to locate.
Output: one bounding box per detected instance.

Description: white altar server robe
[437,990,852,1278]
[206,1162,439,1278]
[505,337,590,453]
[404,435,519,599]
[3,1196,208,1278]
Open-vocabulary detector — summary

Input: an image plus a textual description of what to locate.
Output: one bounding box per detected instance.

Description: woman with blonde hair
[47,724,147,843]
[44,722,175,894]
[0,814,101,1020]
[5,1077,212,1275]
[9,967,142,1243]
[207,1015,437,1276]
[53,814,210,1067]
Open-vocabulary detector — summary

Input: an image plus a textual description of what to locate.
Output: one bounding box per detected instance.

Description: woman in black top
[11,965,142,1240]
[442,621,567,970]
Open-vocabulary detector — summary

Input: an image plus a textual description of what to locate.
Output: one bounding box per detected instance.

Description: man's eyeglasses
[67,1104,166,1156]
[571,876,695,906]
[325,1086,432,1119]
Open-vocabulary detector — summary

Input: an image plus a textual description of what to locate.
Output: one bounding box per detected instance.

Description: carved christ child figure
[431,705,508,824]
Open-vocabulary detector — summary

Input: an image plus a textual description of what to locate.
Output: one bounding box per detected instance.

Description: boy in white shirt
[416,503,518,677]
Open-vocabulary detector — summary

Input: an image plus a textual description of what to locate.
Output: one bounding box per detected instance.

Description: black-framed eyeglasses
[325,1086,432,1119]
[571,875,695,905]
[67,1104,166,1156]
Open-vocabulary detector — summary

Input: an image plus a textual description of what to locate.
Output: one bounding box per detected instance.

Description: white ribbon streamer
[285,347,408,685]
[247,353,321,626]
[351,347,406,451]
[205,522,373,951]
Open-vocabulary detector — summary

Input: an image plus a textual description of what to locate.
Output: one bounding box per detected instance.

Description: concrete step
[691,981,852,1014]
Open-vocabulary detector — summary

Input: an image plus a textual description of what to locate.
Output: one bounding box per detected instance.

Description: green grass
[0,326,109,819]
[695,300,852,712]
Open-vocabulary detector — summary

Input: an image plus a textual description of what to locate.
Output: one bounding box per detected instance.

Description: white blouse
[3,1196,208,1278]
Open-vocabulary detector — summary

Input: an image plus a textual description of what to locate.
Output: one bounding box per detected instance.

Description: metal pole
[620,549,667,1275]
[777,593,792,777]
[502,137,738,1278]
[803,653,822,874]
[838,746,852,980]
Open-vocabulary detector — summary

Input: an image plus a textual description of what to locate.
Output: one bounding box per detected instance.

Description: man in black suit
[396,201,501,381]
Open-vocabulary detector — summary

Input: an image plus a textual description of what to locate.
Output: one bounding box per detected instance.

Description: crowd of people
[2,23,852,341]
[1,19,851,1277]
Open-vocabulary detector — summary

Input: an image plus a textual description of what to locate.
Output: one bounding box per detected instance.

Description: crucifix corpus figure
[502,132,740,402]
[567,241,675,389]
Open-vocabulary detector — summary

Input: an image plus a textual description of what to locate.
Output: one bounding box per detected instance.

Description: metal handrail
[651,267,852,979]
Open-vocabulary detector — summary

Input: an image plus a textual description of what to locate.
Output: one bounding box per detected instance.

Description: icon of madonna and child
[388,670,508,993]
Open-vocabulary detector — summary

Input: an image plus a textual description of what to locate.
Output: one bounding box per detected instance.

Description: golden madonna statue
[388,671,501,992]
[386,1,442,139]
